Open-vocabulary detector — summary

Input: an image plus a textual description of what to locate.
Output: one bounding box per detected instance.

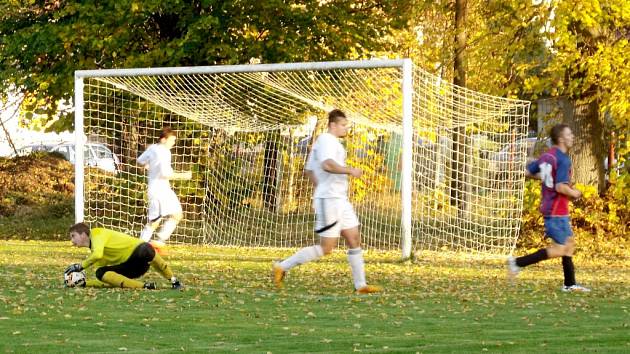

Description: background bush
[0,153,74,240]
[2,154,628,256]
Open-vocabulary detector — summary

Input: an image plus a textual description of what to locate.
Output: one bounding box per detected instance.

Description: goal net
[75,60,530,255]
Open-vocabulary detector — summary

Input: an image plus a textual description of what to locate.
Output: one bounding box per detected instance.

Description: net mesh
[80,62,529,254]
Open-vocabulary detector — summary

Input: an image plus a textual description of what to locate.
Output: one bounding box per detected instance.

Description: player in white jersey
[272,109,381,294]
[137,127,191,252]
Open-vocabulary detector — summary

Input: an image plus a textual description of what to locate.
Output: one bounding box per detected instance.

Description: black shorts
[95,243,155,280]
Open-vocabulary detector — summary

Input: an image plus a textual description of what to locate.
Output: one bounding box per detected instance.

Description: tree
[0,0,413,129]
[385,0,549,98]
[387,0,628,193]
[532,0,630,193]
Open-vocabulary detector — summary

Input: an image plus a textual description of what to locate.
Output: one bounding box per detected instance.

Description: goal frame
[74,59,415,258]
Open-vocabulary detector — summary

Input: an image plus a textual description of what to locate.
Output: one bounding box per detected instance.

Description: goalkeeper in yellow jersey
[65,222,182,289]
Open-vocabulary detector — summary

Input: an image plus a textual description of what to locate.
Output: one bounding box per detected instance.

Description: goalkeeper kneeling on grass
[65,222,182,289]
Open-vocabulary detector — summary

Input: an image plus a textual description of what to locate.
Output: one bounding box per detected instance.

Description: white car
[490,137,551,172]
[49,142,120,174]
[13,144,55,156]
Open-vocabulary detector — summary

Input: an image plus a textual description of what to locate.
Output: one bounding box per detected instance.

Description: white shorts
[313,198,360,238]
[147,188,182,221]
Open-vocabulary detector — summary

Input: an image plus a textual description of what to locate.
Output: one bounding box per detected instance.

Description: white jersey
[137,144,174,195]
[305,132,348,199]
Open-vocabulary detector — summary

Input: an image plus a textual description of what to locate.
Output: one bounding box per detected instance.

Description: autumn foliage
[0,153,74,217]
[518,179,629,258]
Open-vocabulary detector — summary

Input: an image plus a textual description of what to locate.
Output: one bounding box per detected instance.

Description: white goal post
[74,59,530,256]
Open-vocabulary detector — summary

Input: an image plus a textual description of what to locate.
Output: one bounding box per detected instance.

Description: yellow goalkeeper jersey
[81,228,143,269]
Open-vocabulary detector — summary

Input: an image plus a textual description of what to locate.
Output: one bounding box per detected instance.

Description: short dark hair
[69,222,90,236]
[159,126,177,140]
[550,124,570,145]
[328,109,347,125]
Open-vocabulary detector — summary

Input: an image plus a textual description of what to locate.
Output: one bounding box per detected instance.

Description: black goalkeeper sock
[562,256,576,287]
[515,249,548,268]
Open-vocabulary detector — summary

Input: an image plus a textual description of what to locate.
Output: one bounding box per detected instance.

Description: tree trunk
[563,98,607,193]
[450,0,468,210]
[454,0,467,89]
[121,121,140,167]
[0,97,20,156]
[286,129,296,212]
[0,114,18,156]
[262,131,279,211]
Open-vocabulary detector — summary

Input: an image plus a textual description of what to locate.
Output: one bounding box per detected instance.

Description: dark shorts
[544,216,573,245]
[95,243,155,280]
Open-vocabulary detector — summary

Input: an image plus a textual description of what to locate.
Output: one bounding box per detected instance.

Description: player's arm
[170,171,193,180]
[555,183,581,199]
[304,150,318,187]
[525,170,541,180]
[525,159,541,180]
[554,158,581,199]
[316,135,361,177]
[322,159,362,178]
[162,169,192,180]
[81,233,107,269]
[304,169,317,187]
[158,155,192,180]
[137,148,151,168]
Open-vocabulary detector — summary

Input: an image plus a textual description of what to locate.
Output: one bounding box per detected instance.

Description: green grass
[0,213,73,241]
[0,241,628,353]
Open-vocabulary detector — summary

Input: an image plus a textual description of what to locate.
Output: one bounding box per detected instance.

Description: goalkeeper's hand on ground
[64,263,83,274]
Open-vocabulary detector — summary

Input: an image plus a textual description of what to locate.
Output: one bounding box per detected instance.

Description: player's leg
[340,200,381,294]
[272,199,336,288]
[153,213,182,245]
[141,217,161,242]
[554,237,588,292]
[154,189,183,244]
[129,242,182,289]
[553,217,577,288]
[146,244,181,289]
[555,218,589,292]
[85,279,114,288]
[272,240,327,288]
[561,236,577,288]
[341,226,367,290]
[344,235,380,293]
[508,216,568,277]
[95,266,146,288]
[278,199,339,271]
[140,197,162,242]
[95,244,155,289]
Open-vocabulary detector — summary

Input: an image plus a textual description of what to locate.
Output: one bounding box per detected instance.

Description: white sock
[279,245,324,271]
[156,219,178,242]
[140,225,154,242]
[348,248,367,289]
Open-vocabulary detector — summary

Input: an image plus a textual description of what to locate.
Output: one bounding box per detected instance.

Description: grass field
[0,241,628,353]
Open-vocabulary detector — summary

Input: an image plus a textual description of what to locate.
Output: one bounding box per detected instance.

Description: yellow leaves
[520,178,628,256]
[575,183,597,200]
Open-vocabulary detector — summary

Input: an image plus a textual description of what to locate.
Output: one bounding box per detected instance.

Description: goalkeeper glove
[64,263,83,274]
